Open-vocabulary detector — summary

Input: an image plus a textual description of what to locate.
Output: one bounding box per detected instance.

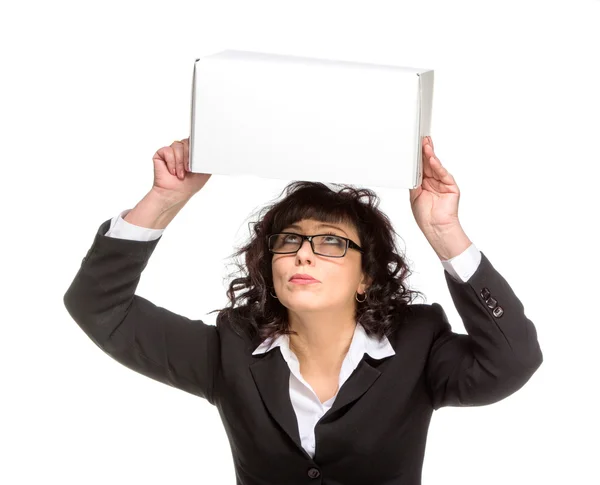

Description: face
[270,218,371,312]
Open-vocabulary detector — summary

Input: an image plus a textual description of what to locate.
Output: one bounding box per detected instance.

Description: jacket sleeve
[63,218,220,405]
[425,251,543,410]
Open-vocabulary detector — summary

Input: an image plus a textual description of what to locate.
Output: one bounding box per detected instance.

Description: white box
[189,49,434,190]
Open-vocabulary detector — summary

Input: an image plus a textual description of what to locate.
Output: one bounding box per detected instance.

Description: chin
[284,293,321,304]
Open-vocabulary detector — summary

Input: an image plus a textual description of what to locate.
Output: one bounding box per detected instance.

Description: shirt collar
[251,322,395,362]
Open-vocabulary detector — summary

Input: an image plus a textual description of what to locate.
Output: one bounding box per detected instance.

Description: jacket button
[492,306,504,318]
[485,296,498,309]
[307,467,321,478]
[480,287,491,300]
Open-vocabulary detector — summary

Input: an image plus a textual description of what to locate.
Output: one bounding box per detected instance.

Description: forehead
[283,218,355,236]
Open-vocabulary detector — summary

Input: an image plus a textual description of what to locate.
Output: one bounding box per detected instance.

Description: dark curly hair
[208,181,426,346]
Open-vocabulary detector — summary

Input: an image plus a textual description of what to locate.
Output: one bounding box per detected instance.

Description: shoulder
[402,302,444,322]
[215,304,259,344]
[389,302,448,341]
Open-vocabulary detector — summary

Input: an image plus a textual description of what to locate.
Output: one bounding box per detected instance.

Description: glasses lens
[313,235,346,256]
[269,234,346,256]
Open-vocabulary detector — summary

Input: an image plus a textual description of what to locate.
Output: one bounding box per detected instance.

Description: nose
[296,238,314,257]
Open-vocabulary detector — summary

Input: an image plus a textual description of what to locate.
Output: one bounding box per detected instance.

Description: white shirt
[105,208,482,458]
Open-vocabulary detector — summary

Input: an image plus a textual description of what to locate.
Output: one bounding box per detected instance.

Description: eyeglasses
[267,232,364,258]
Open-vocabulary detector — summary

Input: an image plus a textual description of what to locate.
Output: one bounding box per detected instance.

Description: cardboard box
[189,49,433,190]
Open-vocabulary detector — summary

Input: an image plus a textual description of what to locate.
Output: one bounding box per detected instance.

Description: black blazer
[63,218,543,485]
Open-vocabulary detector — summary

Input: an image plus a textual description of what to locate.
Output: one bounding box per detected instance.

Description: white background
[2,0,598,483]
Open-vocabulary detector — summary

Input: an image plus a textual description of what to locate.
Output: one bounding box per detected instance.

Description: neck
[287,308,357,373]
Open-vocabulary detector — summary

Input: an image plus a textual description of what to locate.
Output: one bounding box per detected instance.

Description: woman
[64,136,543,485]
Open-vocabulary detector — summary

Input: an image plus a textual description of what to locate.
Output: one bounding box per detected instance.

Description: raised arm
[63,137,220,403]
[426,252,543,410]
[63,211,221,403]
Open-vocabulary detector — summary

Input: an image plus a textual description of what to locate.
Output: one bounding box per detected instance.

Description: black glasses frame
[267,232,364,258]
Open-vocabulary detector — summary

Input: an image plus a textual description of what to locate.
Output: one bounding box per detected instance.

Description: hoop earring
[269,290,278,299]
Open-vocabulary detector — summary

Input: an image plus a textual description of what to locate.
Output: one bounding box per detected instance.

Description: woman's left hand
[409,136,461,237]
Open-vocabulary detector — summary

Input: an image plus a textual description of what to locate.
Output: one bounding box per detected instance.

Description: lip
[289,274,319,282]
[290,279,319,285]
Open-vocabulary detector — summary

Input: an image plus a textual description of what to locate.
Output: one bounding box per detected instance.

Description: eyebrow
[284,223,348,236]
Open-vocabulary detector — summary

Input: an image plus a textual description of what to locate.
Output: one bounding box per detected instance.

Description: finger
[159,146,177,176]
[172,140,185,179]
[422,143,436,178]
[182,138,190,171]
[429,154,456,185]
[424,136,435,157]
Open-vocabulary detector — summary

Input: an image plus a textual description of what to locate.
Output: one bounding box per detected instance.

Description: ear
[360,274,373,291]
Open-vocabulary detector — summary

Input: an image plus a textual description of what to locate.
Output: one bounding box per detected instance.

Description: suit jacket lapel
[250,349,303,452]
[250,349,386,457]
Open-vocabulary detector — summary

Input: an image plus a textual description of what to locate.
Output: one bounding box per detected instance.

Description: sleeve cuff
[441,243,482,283]
[105,209,165,242]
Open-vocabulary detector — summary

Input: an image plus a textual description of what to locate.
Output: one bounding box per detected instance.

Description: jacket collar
[251,321,395,362]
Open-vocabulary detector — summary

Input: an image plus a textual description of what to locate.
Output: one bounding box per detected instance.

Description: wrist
[423,223,472,261]
[124,189,190,230]
[149,187,192,208]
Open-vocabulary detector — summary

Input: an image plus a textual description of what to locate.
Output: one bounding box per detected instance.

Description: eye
[321,232,345,245]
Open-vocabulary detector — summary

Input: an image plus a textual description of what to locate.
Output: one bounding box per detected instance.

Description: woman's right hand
[151,137,211,201]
